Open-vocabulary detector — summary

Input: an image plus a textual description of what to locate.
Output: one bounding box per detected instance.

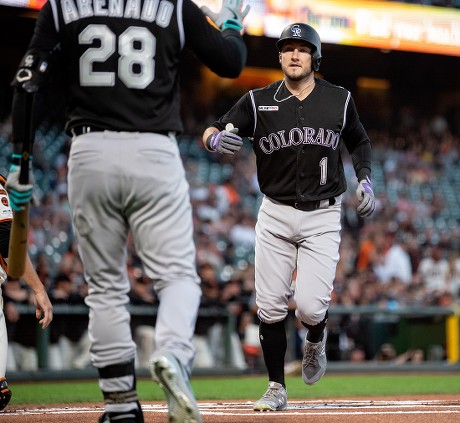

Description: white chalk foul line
[2,400,459,417]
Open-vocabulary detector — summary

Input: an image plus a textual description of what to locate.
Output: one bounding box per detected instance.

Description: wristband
[221,19,243,31]
[205,132,218,152]
[11,153,21,166]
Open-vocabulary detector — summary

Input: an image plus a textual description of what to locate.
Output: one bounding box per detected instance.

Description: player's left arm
[342,95,375,217]
[183,0,248,78]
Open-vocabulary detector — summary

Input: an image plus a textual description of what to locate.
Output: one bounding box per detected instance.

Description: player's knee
[257,308,288,324]
[295,304,328,326]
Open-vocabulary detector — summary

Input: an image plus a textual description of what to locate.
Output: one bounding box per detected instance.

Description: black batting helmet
[276,23,322,71]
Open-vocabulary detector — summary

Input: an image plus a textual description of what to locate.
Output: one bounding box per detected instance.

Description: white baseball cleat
[150,352,202,423]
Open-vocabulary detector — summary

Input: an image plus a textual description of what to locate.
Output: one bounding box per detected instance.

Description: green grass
[8,374,460,405]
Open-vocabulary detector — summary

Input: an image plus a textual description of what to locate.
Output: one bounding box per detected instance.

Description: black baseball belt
[279,197,336,211]
[70,125,171,137]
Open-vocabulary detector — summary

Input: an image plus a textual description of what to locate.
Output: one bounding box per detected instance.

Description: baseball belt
[70,125,172,137]
[280,197,336,211]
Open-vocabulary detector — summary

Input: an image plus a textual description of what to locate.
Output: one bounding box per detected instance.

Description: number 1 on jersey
[319,157,327,185]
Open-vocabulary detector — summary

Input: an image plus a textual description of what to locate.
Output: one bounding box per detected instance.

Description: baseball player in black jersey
[202,23,375,411]
[7,1,249,422]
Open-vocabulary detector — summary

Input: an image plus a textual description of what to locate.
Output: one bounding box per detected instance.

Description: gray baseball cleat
[150,352,202,423]
[302,328,328,385]
[253,381,287,411]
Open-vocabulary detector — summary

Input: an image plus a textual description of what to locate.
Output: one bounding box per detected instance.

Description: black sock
[302,310,328,343]
[259,319,287,387]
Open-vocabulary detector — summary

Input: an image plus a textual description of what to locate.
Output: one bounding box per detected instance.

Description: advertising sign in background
[1,0,459,56]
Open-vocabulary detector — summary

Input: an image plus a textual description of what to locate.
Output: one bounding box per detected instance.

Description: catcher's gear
[356,176,375,217]
[201,0,250,32]
[6,154,34,211]
[0,378,12,411]
[205,124,243,154]
[276,23,322,71]
[12,49,53,93]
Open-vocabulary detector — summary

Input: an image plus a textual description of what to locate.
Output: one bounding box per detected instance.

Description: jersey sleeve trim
[342,90,351,133]
[177,0,185,49]
[249,90,257,136]
[49,0,60,33]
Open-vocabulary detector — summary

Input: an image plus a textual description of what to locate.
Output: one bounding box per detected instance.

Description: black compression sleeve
[259,320,287,386]
[351,141,372,181]
[11,89,28,151]
[0,221,11,258]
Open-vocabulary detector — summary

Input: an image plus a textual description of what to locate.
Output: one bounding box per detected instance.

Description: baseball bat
[7,93,34,280]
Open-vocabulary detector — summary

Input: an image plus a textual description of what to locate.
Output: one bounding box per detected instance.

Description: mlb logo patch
[258,106,279,111]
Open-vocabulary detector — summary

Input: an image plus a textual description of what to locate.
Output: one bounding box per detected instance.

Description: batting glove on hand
[201,0,250,31]
[356,176,375,217]
[206,125,243,155]
[6,155,34,211]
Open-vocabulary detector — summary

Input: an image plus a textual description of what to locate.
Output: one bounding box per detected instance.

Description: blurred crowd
[389,0,460,7]
[1,95,460,371]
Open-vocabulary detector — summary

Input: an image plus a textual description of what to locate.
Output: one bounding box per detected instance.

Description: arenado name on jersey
[61,0,173,25]
[259,126,340,155]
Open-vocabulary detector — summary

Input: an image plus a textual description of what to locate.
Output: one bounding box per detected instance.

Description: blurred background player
[6,0,249,422]
[202,22,375,411]
[0,174,53,410]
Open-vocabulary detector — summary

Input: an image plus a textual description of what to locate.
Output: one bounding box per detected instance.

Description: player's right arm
[11,1,59,155]
[202,91,254,153]
[0,178,53,328]
[202,124,243,154]
[8,1,59,209]
[19,255,53,329]
[1,230,53,329]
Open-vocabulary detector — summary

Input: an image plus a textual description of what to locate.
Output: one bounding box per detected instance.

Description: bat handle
[19,155,29,185]
[18,91,35,185]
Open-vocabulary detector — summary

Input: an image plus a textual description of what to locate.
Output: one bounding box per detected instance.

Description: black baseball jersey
[17,0,246,135]
[213,78,372,203]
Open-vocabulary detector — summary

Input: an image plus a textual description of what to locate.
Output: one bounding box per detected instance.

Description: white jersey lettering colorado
[213,78,372,203]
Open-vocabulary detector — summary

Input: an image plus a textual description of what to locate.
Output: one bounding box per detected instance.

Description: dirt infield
[1,395,459,422]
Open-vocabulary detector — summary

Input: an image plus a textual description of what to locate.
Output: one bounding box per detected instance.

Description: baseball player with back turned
[0,175,53,411]
[6,1,249,422]
[202,23,375,411]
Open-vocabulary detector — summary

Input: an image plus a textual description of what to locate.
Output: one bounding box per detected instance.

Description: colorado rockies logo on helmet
[291,24,302,37]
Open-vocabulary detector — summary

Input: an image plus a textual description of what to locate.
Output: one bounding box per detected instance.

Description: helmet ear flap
[313,57,321,72]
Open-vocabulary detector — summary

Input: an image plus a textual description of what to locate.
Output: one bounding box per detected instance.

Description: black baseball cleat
[0,378,12,411]
[98,402,144,423]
